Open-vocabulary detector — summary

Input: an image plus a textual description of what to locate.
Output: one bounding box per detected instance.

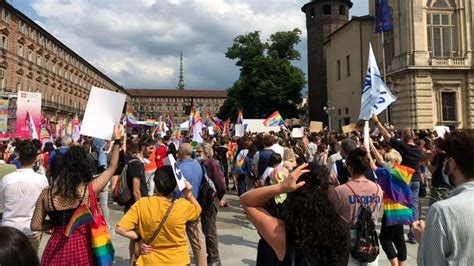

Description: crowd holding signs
[0,44,472,266]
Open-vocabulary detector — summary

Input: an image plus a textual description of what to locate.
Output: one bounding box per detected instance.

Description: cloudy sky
[14,0,368,91]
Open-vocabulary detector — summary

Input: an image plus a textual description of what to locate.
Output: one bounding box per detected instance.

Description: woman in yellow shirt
[116,165,201,266]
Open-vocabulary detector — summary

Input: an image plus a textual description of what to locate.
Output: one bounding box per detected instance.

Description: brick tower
[301,0,352,124]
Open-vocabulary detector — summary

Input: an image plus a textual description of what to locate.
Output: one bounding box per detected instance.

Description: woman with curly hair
[240,162,349,265]
[31,126,122,265]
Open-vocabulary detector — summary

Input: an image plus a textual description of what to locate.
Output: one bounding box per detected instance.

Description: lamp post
[323,100,335,132]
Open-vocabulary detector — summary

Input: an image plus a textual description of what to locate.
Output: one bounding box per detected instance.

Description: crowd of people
[0,114,472,266]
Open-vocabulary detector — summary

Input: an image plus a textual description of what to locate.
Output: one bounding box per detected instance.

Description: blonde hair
[384,149,402,165]
[283,148,295,162]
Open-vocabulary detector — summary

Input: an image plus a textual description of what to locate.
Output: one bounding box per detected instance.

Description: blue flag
[358,44,397,121]
[375,0,393,33]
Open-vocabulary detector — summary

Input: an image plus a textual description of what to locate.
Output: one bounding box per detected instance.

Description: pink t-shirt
[332,180,383,226]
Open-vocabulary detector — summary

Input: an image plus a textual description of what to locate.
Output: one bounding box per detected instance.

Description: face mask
[195,156,204,162]
[442,158,455,187]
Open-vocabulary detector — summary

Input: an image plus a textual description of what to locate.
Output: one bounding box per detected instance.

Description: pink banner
[15,91,42,139]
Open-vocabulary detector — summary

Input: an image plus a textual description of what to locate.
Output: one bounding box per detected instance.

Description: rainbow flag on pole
[207,112,222,132]
[167,112,175,129]
[65,204,94,237]
[263,111,285,127]
[236,110,243,124]
[222,119,230,136]
[189,107,201,131]
[377,165,415,226]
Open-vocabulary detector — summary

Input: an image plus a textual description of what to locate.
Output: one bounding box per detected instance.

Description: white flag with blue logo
[358,43,396,120]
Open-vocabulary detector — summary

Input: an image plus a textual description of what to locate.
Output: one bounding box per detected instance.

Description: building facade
[127,89,227,122]
[324,16,383,130]
[324,0,474,130]
[0,2,127,133]
[301,0,353,124]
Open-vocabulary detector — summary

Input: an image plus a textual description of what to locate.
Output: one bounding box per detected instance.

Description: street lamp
[323,100,335,132]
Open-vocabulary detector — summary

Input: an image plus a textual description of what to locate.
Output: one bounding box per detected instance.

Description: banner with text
[15,91,42,139]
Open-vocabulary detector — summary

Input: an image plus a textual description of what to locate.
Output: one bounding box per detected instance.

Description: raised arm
[240,163,309,261]
[372,115,391,141]
[369,139,385,167]
[92,125,123,194]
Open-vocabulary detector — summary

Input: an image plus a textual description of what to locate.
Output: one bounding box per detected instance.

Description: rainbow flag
[207,112,222,132]
[145,119,156,126]
[234,149,248,175]
[167,112,175,129]
[65,204,94,237]
[377,165,415,226]
[263,111,285,127]
[236,110,243,124]
[189,107,201,131]
[222,118,230,136]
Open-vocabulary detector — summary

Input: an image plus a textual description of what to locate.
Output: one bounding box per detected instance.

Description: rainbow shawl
[65,204,94,237]
[377,165,415,226]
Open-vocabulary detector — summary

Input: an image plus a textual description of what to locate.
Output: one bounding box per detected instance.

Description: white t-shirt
[0,168,48,235]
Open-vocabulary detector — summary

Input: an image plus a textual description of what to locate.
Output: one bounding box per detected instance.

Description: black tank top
[47,186,87,227]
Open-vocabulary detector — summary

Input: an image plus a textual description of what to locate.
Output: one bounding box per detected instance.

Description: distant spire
[177,52,185,90]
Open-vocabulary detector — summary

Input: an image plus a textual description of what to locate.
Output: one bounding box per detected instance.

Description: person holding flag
[263,111,285,127]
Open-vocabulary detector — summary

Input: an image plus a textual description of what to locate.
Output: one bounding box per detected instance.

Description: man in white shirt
[0,141,48,252]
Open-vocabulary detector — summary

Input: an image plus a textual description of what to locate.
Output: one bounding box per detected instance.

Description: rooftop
[126,89,227,98]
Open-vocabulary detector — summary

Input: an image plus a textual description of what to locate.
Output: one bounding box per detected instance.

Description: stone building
[322,0,474,130]
[0,2,127,132]
[324,15,382,130]
[301,0,353,124]
[127,89,227,123]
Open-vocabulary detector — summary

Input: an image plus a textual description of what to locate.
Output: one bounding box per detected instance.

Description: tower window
[337,60,341,80]
[339,5,346,15]
[323,5,331,15]
[311,7,315,18]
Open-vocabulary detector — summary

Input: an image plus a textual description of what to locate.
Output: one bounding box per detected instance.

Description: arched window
[427,0,457,57]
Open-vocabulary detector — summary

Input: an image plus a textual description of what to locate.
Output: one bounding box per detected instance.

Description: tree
[218,29,306,121]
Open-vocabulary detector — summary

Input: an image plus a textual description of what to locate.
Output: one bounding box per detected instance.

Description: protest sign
[167,154,186,191]
[16,91,42,139]
[342,124,355,133]
[434,126,450,139]
[192,121,203,143]
[208,126,214,136]
[80,86,126,140]
[235,124,245,137]
[309,121,323,133]
[291,127,304,138]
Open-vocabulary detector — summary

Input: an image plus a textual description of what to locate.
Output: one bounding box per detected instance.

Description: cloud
[27,0,368,90]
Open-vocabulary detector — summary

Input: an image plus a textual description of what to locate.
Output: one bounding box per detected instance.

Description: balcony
[42,99,84,115]
[429,57,467,67]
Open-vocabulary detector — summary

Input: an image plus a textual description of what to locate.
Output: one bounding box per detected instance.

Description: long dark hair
[53,146,93,199]
[270,162,348,264]
[0,226,40,266]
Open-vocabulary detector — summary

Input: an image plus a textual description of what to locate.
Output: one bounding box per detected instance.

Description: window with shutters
[17,44,24,57]
[0,35,7,50]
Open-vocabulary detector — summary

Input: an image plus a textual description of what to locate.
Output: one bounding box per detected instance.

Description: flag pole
[380,32,390,124]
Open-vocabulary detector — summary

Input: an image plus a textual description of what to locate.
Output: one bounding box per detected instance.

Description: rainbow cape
[65,204,94,237]
[376,165,415,226]
[263,111,285,127]
[234,149,248,174]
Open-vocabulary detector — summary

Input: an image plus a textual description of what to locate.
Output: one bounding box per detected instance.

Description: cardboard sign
[208,126,214,136]
[235,124,245,137]
[192,121,203,143]
[80,86,126,140]
[309,121,323,133]
[342,124,355,133]
[167,154,186,191]
[434,126,450,139]
[291,127,304,138]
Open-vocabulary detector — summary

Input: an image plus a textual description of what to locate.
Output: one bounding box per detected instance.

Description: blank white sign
[80,86,126,140]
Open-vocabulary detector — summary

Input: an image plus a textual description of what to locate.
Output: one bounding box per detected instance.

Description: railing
[42,99,84,115]
[429,57,467,67]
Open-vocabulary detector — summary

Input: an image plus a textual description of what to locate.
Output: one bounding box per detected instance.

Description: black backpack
[346,183,380,263]
[198,163,217,211]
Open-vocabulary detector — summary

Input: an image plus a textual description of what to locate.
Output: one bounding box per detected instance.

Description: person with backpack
[177,143,206,266]
[196,142,226,266]
[332,147,383,265]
